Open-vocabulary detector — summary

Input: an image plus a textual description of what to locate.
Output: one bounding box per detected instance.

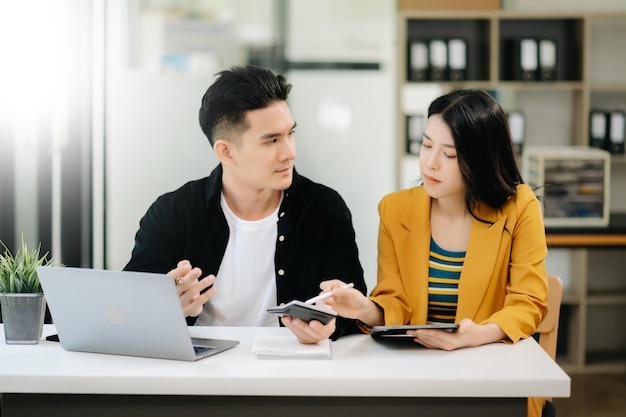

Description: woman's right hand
[318,279,383,326]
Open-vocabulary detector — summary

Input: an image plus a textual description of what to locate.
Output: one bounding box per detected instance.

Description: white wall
[285,0,396,290]
[104,1,220,269]
[105,74,217,270]
[103,0,397,293]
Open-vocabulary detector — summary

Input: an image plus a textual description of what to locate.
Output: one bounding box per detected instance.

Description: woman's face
[419,114,465,202]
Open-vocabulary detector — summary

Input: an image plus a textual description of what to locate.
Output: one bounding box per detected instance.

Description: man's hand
[167,260,216,317]
[280,316,336,344]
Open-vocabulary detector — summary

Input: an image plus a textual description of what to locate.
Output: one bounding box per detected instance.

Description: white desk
[0,325,570,417]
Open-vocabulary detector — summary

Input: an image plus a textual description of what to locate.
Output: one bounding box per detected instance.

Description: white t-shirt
[195,193,280,327]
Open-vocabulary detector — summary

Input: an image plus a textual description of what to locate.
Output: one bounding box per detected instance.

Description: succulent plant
[0,239,57,293]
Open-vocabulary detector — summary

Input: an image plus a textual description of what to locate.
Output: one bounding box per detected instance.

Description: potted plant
[0,239,58,344]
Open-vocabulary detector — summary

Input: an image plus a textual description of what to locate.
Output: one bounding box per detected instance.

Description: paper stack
[251,335,332,359]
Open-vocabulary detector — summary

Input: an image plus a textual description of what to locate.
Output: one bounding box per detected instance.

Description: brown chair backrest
[536,275,564,361]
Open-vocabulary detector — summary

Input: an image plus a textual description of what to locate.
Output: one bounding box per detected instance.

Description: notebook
[251,335,332,359]
[36,266,239,361]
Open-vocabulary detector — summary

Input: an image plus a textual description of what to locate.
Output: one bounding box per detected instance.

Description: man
[124,65,367,344]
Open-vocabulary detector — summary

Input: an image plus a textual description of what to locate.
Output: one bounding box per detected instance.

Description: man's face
[228,101,296,193]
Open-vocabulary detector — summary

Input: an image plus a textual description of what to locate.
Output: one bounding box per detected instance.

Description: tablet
[267,300,338,325]
[371,323,459,339]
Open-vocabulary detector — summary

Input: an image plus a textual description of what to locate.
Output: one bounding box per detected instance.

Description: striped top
[427,237,465,324]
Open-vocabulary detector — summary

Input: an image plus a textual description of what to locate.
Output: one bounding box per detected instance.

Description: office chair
[537,275,564,363]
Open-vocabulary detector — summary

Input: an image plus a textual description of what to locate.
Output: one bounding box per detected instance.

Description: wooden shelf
[546,234,626,247]
[397,9,626,374]
[497,81,585,90]
[590,82,626,91]
[587,293,626,306]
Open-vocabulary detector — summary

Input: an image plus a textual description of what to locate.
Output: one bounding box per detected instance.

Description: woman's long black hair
[428,89,523,221]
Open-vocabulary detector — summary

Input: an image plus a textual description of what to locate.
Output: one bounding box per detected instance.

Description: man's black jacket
[124,164,367,339]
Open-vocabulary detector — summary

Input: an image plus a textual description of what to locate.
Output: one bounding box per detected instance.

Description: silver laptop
[37,266,239,361]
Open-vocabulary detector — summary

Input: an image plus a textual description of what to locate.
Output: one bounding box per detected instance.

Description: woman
[322,89,549,417]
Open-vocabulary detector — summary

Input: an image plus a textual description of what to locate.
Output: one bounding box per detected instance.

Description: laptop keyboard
[193,345,216,355]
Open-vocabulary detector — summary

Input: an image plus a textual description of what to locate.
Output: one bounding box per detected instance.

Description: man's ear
[214,139,234,164]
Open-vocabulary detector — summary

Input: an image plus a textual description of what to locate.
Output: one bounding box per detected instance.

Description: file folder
[515,38,538,81]
[589,110,608,150]
[608,110,625,154]
[406,115,425,155]
[429,39,448,81]
[507,111,525,155]
[448,38,467,81]
[539,39,557,81]
[409,40,429,81]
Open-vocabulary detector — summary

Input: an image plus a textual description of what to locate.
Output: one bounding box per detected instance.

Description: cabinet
[396,8,626,373]
[523,146,611,228]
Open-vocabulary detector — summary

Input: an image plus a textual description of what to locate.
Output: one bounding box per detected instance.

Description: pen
[305,283,354,304]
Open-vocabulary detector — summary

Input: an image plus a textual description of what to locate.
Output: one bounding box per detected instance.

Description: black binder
[608,110,625,154]
[507,111,526,155]
[409,40,429,81]
[589,110,608,150]
[447,38,467,81]
[509,38,538,81]
[539,39,557,81]
[406,115,425,155]
[428,39,448,81]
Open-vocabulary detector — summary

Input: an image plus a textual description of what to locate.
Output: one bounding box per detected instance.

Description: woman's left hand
[406,318,506,351]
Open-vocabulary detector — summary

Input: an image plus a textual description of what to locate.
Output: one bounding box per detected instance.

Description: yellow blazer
[370,183,549,343]
[369,184,549,417]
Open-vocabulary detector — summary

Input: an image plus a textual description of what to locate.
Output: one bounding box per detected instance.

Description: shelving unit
[546,235,626,374]
[396,7,626,373]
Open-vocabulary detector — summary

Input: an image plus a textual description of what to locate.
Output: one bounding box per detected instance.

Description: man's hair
[427,88,523,217]
[199,65,292,147]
